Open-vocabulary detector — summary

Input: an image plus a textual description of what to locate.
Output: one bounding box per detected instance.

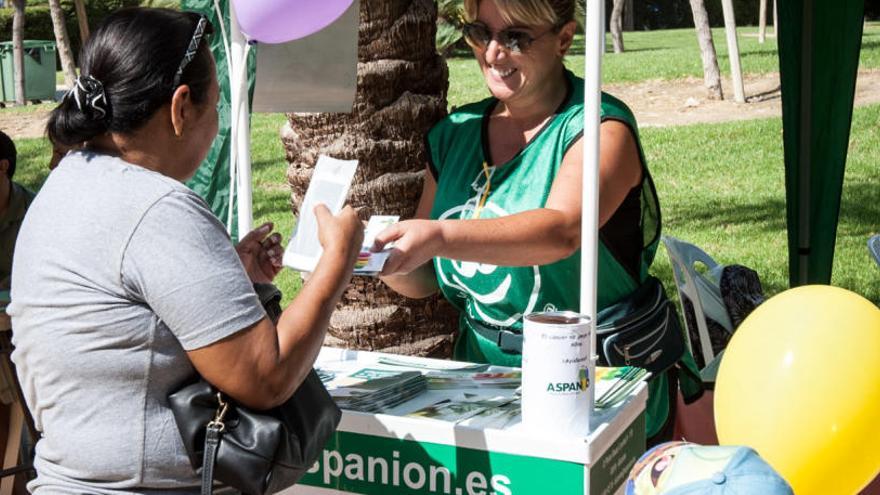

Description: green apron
[426,70,699,438]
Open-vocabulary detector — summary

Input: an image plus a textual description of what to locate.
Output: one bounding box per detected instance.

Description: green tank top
[427,70,660,364]
[426,70,681,437]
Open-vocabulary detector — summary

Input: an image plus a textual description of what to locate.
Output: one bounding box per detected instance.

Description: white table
[284,347,647,495]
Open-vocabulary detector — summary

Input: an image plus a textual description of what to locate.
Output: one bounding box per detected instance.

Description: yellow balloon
[715,285,880,495]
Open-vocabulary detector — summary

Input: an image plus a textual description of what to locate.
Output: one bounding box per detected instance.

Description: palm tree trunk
[688,0,724,100]
[48,0,77,88]
[610,0,625,53]
[11,0,26,106]
[284,0,458,357]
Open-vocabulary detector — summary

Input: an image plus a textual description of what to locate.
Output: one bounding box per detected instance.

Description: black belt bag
[596,276,685,373]
[470,276,685,374]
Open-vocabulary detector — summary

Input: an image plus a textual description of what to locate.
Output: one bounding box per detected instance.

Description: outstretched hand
[372,219,444,276]
[236,222,283,284]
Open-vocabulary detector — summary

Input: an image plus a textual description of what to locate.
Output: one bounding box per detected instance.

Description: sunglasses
[461,22,556,53]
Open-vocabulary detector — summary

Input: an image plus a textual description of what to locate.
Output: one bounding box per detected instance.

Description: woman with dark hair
[8,8,363,492]
[375,0,702,445]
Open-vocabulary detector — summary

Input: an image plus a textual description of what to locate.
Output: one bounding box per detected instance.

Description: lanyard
[472,161,492,219]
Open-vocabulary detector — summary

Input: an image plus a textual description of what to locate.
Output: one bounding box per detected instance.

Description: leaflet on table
[407,393,520,428]
[403,366,649,426]
[320,367,428,413]
[317,357,647,420]
[594,366,650,410]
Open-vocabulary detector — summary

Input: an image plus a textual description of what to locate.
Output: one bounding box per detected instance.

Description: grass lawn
[643,104,880,305]
[447,22,880,108]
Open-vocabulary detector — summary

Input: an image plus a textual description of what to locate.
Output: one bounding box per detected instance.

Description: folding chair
[0,304,37,494]
[869,235,880,269]
[661,236,733,383]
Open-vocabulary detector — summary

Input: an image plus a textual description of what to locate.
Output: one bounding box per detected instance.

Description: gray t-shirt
[8,151,266,493]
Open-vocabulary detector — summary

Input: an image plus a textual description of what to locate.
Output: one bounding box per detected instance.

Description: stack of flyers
[353,215,399,276]
[407,393,519,428]
[323,367,427,413]
[594,366,650,410]
[423,370,522,390]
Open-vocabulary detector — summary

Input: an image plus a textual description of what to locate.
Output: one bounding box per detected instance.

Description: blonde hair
[462,0,577,27]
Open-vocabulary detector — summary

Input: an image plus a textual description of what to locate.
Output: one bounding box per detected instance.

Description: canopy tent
[777,0,865,286]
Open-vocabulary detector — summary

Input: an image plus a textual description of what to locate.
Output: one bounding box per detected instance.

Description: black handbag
[168,283,341,495]
[596,275,686,373]
[168,370,340,495]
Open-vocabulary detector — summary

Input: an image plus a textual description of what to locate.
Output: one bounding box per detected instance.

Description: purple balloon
[232,0,356,44]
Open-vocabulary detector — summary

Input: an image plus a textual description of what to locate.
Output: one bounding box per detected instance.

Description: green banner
[180,0,257,242]
[301,413,645,495]
[588,413,645,495]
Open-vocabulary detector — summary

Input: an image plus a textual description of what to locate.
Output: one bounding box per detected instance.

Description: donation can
[521,311,593,437]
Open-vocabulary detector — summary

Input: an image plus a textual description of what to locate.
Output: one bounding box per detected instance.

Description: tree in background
[688,0,723,100]
[11,0,25,105]
[49,0,76,87]
[72,0,89,44]
[284,0,459,357]
[609,0,625,53]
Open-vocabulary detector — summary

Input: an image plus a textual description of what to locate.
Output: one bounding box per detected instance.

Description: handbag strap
[201,424,222,495]
[201,392,229,495]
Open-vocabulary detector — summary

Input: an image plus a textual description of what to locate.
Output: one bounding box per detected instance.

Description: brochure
[353,215,399,276]
[407,393,517,425]
[320,367,428,413]
[283,155,358,273]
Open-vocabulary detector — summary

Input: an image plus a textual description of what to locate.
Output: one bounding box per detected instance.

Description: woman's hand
[236,222,283,284]
[314,204,364,270]
[373,219,445,275]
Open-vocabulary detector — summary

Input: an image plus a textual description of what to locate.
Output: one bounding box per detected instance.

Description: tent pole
[796,0,813,284]
[230,4,254,237]
[582,0,604,418]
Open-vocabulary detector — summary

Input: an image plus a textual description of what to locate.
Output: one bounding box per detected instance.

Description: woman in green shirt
[375,0,695,444]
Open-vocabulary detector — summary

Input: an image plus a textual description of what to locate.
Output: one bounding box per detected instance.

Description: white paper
[283,155,358,272]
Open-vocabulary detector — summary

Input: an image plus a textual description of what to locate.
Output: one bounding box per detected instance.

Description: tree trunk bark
[11,0,26,106]
[49,0,77,88]
[623,0,634,31]
[73,0,90,44]
[284,0,458,357]
[688,0,723,100]
[610,0,625,53]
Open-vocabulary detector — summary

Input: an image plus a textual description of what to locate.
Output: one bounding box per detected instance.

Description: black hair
[0,130,15,179]
[47,8,215,147]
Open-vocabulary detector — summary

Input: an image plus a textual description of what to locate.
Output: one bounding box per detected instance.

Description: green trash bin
[0,40,57,102]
